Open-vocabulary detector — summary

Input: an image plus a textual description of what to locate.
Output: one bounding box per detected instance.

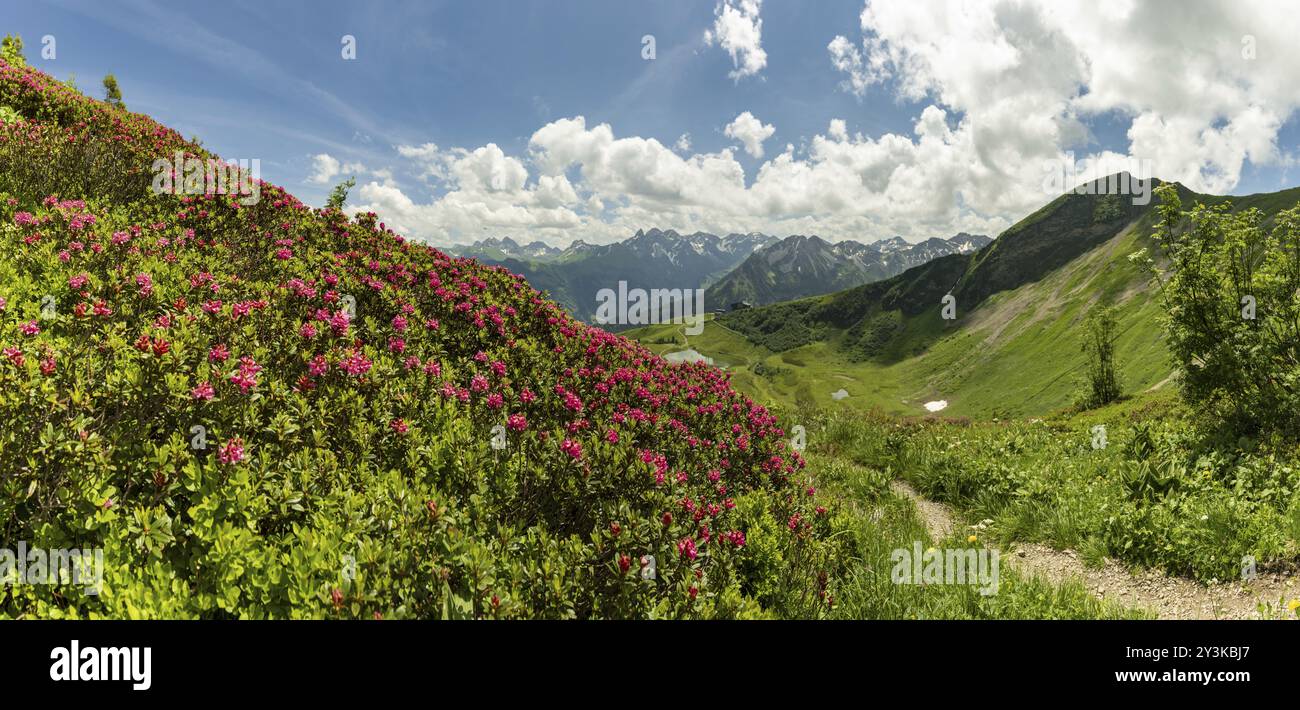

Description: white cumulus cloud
[307,153,367,185]
[828,0,1300,195]
[704,0,767,80]
[307,153,341,184]
[724,111,776,158]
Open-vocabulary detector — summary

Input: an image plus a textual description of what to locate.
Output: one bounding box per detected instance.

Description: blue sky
[7,0,1300,246]
[8,1,887,190]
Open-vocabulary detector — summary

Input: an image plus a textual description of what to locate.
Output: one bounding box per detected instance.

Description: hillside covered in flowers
[0,56,845,619]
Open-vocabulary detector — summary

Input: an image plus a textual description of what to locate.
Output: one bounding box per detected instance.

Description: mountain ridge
[450,229,779,323]
[707,232,991,307]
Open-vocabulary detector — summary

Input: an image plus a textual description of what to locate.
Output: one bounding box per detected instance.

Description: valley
[625,179,1300,619]
[4,21,1300,624]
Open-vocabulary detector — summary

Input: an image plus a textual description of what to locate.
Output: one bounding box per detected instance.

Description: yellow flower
[1287,599,1299,612]
[967,534,978,543]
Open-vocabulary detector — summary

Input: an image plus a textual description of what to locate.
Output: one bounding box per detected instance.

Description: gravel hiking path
[889,480,1300,619]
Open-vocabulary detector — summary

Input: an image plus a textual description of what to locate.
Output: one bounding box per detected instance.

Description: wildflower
[209,344,230,362]
[218,437,245,465]
[191,381,215,400]
[560,438,582,460]
[337,349,372,377]
[19,321,40,336]
[507,413,528,431]
[229,356,261,393]
[676,537,697,560]
[329,309,350,336]
[390,418,409,434]
[470,374,489,392]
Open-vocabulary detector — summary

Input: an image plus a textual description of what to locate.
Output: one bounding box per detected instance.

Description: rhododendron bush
[0,59,847,619]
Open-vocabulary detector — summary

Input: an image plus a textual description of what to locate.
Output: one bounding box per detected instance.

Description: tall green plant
[1,35,25,67]
[1078,304,1120,409]
[327,176,355,210]
[102,73,125,108]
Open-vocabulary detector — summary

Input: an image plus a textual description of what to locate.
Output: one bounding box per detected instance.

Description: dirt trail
[889,480,1300,619]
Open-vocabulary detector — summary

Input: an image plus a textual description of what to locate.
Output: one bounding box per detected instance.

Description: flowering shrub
[0,59,846,619]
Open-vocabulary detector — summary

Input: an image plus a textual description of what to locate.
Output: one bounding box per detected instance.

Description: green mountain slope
[0,57,840,619]
[631,179,1300,418]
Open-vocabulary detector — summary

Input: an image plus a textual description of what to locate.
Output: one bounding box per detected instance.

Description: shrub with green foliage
[1134,183,1300,439]
[0,57,848,619]
[101,73,124,109]
[1077,305,1121,409]
[0,35,24,68]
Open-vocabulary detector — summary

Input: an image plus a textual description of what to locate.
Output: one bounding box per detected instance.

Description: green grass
[804,420,1149,619]
[814,398,1300,583]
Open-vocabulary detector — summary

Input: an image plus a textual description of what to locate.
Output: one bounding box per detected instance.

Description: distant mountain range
[707,232,992,307]
[447,229,990,323]
[449,229,778,323]
[456,237,564,262]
